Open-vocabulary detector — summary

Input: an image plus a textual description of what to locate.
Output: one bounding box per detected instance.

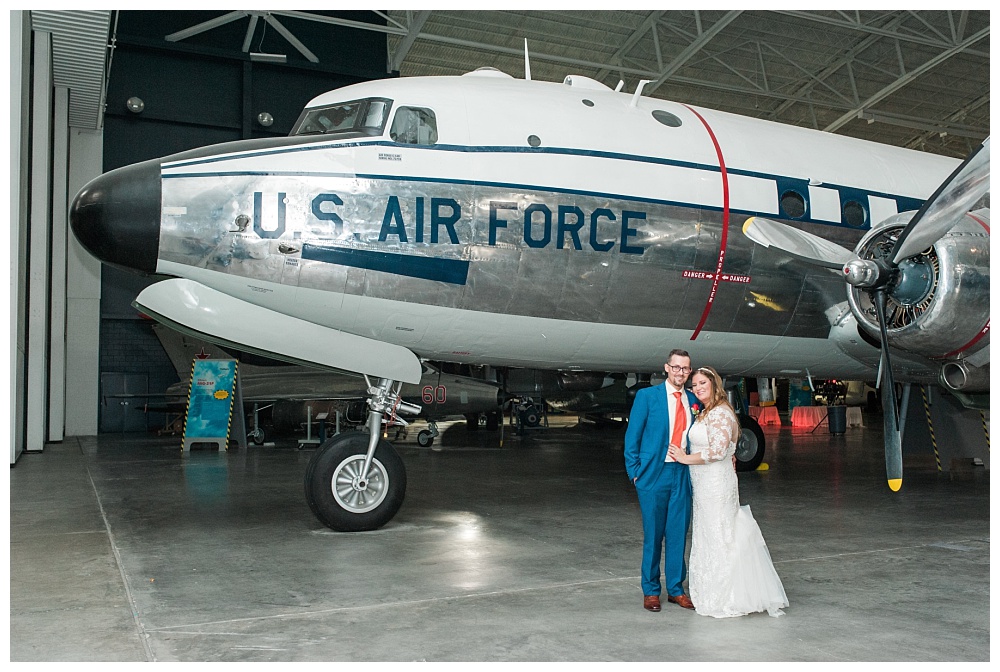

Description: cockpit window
[292,98,391,136]
[390,107,438,145]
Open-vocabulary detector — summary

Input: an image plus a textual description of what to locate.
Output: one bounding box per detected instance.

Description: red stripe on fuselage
[683,105,730,341]
[968,211,989,233]
[937,320,989,360]
[935,212,989,359]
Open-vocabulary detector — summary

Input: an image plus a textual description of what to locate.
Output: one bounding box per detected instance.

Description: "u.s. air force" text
[255,192,646,255]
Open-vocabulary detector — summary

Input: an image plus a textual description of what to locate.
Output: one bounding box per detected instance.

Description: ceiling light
[250,52,286,64]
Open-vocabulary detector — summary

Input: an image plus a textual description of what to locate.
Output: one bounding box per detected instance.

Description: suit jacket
[624,383,700,490]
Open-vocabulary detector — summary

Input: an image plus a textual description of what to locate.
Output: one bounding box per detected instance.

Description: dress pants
[636,461,692,597]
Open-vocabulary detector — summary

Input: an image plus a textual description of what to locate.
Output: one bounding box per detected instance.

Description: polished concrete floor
[9,414,991,662]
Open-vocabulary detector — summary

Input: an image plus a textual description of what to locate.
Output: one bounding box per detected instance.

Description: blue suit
[624,383,698,597]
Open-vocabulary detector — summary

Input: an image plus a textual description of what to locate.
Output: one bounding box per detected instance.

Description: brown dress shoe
[643,595,661,612]
[666,594,694,609]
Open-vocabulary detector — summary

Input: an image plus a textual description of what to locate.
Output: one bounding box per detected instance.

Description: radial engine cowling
[846,210,990,360]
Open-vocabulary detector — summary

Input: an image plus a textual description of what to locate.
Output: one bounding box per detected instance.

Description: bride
[667,366,788,618]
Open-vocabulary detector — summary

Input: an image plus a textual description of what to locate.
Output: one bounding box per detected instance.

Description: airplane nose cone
[70,159,161,274]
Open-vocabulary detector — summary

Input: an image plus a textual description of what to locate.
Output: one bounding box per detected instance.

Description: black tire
[520,404,541,427]
[465,413,481,431]
[735,414,766,472]
[416,429,434,448]
[248,427,265,445]
[485,411,500,431]
[304,432,406,532]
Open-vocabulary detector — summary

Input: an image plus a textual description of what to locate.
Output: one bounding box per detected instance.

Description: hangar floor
[10,414,990,662]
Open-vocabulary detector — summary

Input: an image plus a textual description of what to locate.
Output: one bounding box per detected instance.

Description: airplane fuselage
[79,69,977,381]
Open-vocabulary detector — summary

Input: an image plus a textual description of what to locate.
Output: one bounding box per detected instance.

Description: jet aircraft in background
[150,321,504,447]
[71,64,989,532]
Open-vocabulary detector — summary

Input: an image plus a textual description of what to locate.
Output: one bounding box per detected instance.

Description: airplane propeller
[743,137,990,492]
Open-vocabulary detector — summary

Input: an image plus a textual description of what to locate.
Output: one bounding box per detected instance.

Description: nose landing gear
[303,377,420,532]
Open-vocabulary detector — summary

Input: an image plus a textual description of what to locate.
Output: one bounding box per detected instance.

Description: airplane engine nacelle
[846,210,990,360]
[556,371,613,392]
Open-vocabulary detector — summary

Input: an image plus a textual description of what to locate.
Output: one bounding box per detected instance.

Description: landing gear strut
[303,377,420,531]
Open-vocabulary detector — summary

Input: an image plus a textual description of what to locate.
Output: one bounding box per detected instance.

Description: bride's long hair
[692,366,735,420]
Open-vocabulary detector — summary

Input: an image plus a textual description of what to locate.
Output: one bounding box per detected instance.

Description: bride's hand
[667,444,685,463]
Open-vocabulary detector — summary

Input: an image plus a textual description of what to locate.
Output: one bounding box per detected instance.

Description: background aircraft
[71,65,989,532]
[149,322,504,448]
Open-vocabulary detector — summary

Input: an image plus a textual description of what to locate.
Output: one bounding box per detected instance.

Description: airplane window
[389,106,438,145]
[781,190,806,218]
[582,99,595,107]
[363,100,389,129]
[528,135,541,147]
[843,200,867,227]
[292,98,392,136]
[297,102,361,134]
[652,110,682,127]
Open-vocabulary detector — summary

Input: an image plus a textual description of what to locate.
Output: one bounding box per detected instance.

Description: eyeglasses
[667,365,692,373]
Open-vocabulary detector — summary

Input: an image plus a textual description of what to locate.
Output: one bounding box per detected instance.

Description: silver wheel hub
[331,455,389,514]
[736,429,758,461]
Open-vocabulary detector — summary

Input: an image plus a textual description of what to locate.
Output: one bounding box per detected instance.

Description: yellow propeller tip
[888,478,902,492]
[756,462,769,471]
[742,217,756,234]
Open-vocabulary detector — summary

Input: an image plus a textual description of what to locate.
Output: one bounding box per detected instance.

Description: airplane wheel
[485,411,500,431]
[735,414,765,472]
[304,432,406,532]
[465,413,481,431]
[416,430,435,447]
[248,427,265,445]
[519,404,541,427]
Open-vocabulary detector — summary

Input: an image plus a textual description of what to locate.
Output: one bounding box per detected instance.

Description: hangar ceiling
[31,9,989,159]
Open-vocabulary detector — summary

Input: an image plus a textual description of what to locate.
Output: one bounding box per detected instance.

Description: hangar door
[99,373,149,433]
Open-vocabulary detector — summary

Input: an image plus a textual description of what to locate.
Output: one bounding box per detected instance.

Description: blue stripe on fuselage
[163,168,915,232]
[161,140,926,220]
[301,244,470,285]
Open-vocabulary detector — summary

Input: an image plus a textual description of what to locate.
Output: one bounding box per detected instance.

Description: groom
[624,349,698,612]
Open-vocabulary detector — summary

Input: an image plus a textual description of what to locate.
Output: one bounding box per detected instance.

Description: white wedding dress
[687,406,788,618]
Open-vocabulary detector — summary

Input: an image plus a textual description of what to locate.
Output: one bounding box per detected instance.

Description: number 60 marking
[421,385,447,404]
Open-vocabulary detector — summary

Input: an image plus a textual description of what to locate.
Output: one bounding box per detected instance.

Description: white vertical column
[10,11,31,464]
[65,129,104,437]
[26,30,53,453]
[48,86,70,442]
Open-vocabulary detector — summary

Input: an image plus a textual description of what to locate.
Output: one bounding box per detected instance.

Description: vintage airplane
[148,322,504,446]
[71,65,989,532]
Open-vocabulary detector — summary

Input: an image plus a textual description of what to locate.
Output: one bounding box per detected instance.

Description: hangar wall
[10,11,394,458]
[10,11,31,463]
[64,129,104,438]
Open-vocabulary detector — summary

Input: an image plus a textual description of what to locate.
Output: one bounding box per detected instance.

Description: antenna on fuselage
[524,39,531,80]
[630,79,651,108]
[615,80,625,92]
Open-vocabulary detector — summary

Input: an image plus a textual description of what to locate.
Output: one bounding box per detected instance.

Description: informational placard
[182,359,238,452]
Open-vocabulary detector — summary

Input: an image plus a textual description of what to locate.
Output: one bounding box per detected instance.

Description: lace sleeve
[698,407,738,463]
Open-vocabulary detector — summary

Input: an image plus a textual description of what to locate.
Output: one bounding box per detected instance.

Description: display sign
[182,359,238,452]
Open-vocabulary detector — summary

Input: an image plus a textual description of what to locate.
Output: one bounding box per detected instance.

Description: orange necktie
[670,390,686,449]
